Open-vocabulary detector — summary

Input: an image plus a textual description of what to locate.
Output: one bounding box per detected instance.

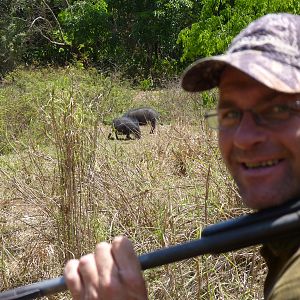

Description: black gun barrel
[139,209,300,269]
[0,276,66,300]
[1,200,300,300]
[202,197,300,237]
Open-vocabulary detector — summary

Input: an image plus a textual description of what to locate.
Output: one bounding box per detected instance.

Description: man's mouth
[243,159,280,169]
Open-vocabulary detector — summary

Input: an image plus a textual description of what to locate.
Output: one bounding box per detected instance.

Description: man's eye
[264,104,290,121]
[271,104,289,113]
[289,100,300,111]
[221,110,241,120]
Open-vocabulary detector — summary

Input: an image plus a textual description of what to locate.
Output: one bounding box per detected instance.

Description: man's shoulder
[267,247,300,300]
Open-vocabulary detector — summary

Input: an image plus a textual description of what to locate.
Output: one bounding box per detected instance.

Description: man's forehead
[218,89,300,109]
[218,66,287,105]
[219,66,266,88]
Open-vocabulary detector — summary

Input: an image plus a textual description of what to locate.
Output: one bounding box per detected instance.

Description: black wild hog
[108,116,141,140]
[123,108,159,134]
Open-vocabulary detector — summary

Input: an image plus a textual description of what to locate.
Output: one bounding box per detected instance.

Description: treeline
[1,0,300,86]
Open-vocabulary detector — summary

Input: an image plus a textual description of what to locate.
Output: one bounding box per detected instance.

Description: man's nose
[233,111,267,150]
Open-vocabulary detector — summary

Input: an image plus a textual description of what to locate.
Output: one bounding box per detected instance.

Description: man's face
[218,66,300,210]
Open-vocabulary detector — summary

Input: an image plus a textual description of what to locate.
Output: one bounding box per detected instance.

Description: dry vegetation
[0,67,266,299]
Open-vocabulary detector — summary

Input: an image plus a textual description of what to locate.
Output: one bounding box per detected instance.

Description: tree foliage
[178,0,300,63]
[1,0,300,83]
[0,0,29,76]
[57,0,110,63]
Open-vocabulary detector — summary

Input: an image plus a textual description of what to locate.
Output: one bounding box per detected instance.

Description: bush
[0,66,136,154]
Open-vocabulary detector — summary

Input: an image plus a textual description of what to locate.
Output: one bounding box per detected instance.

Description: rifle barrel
[1,202,300,300]
[0,276,66,300]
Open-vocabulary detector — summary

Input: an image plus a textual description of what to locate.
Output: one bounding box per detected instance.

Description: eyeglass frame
[204,99,300,130]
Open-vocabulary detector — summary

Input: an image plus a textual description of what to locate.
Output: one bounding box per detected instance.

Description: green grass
[0,66,266,299]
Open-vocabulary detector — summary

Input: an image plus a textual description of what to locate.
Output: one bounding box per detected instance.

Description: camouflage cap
[181,13,300,93]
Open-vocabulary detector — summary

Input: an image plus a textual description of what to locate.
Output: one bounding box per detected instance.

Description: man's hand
[64,236,148,300]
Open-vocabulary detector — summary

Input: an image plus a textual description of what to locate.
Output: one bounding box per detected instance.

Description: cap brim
[181,50,300,93]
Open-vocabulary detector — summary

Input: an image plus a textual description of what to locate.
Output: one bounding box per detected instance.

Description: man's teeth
[245,160,279,169]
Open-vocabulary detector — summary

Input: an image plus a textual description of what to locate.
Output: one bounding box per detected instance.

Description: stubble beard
[235,175,300,210]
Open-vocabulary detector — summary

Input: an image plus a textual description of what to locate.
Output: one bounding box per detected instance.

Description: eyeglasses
[204,100,300,130]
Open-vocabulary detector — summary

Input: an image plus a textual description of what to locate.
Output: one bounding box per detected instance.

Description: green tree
[0,0,29,77]
[2,0,300,83]
[178,0,300,64]
[57,0,110,65]
[0,0,70,76]
[102,0,201,83]
[54,0,201,83]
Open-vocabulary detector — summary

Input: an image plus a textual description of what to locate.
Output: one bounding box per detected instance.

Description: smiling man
[64,13,300,300]
[217,68,300,210]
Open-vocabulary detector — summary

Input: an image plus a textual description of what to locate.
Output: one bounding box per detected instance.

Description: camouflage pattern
[181,13,300,93]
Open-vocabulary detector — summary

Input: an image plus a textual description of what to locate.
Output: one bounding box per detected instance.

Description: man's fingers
[64,259,82,300]
[95,242,123,298]
[111,236,141,272]
[64,237,147,299]
[78,253,101,299]
[111,236,148,299]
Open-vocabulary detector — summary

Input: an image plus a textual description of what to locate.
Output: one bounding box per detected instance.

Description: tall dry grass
[0,67,266,299]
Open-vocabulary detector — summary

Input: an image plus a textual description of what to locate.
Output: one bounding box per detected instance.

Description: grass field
[0,67,266,299]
